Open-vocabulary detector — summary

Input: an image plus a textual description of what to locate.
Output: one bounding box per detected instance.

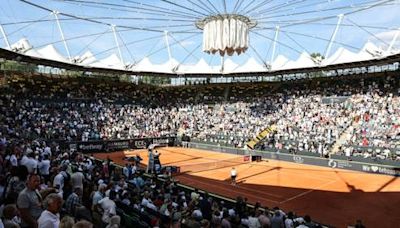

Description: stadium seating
[1,73,399,161]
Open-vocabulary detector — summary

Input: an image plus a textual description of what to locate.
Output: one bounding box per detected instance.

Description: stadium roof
[0,0,400,75]
[2,47,400,78]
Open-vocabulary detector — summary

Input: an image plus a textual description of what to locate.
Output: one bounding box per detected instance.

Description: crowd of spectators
[259,75,400,161]
[335,76,400,161]
[0,136,327,228]
[1,73,399,161]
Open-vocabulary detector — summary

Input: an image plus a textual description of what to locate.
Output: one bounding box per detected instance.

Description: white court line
[279,179,339,205]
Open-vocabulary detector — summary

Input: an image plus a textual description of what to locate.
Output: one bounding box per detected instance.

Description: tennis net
[178,155,250,173]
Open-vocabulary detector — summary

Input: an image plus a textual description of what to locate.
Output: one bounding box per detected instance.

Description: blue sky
[1,0,400,66]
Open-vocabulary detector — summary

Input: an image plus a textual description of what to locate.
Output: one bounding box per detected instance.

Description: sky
[0,0,400,67]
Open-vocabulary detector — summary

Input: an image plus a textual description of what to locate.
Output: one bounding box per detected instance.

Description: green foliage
[310,52,325,64]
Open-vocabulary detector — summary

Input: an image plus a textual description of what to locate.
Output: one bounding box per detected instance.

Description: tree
[310,52,325,65]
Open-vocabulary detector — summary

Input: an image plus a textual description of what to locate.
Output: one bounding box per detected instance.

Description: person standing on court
[231,167,237,185]
[147,148,154,174]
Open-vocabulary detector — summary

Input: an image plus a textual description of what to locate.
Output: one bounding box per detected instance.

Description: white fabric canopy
[323,47,360,65]
[222,58,239,73]
[179,58,216,74]
[359,42,383,59]
[90,53,124,69]
[11,38,32,52]
[234,57,265,72]
[271,55,290,70]
[5,38,397,74]
[282,52,316,69]
[202,17,249,56]
[152,58,179,73]
[37,44,69,63]
[76,51,97,65]
[133,57,153,72]
[25,49,43,59]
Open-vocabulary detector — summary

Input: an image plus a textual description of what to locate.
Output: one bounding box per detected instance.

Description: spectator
[65,187,82,216]
[1,204,20,228]
[199,193,212,220]
[38,155,51,183]
[304,215,316,228]
[258,209,271,228]
[98,190,117,226]
[17,174,43,228]
[221,210,231,228]
[38,193,63,228]
[285,212,295,228]
[248,210,261,228]
[59,216,75,228]
[71,168,85,194]
[105,215,120,228]
[5,166,28,202]
[270,210,284,228]
[295,217,308,228]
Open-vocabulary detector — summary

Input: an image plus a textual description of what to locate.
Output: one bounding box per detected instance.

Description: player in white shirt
[231,167,237,185]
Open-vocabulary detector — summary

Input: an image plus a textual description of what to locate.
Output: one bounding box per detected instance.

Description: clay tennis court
[93,147,400,228]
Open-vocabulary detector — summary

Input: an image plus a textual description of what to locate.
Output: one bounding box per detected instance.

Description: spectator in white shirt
[42,146,51,157]
[23,153,38,174]
[284,212,295,228]
[7,151,18,167]
[19,154,29,168]
[141,191,150,208]
[38,155,51,182]
[38,193,63,228]
[52,168,67,191]
[248,210,261,228]
[98,191,117,225]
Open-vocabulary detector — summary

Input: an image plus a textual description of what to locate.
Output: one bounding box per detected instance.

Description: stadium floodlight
[196,14,257,56]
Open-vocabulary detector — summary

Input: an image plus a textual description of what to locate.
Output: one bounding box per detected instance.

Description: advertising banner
[188,142,400,176]
[66,137,176,153]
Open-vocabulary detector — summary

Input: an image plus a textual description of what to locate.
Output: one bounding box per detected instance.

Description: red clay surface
[93,147,400,228]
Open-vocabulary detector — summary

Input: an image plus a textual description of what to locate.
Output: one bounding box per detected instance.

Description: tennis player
[231,167,237,185]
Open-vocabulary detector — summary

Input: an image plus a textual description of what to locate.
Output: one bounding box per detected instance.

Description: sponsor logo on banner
[152,138,169,145]
[362,165,400,176]
[371,166,379,172]
[328,159,337,168]
[328,159,351,169]
[64,137,176,153]
[293,155,304,164]
[362,165,370,172]
[134,140,147,149]
[107,140,129,150]
[78,143,103,151]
